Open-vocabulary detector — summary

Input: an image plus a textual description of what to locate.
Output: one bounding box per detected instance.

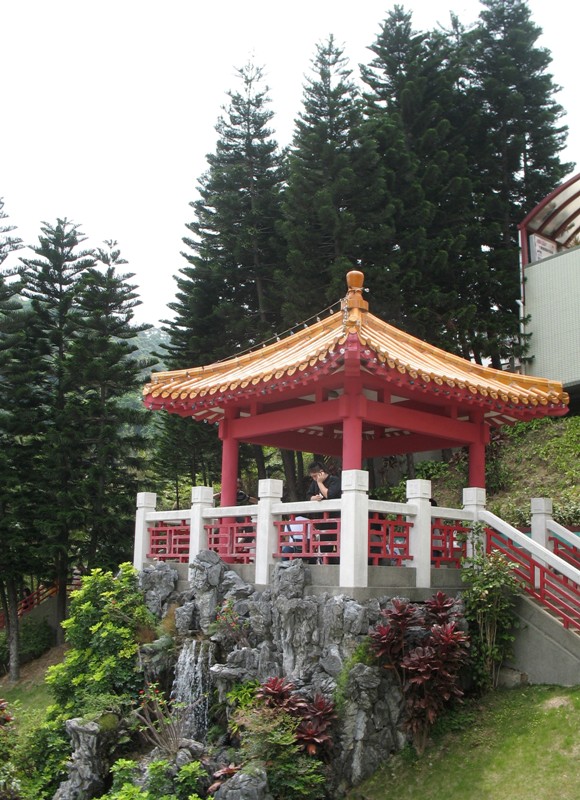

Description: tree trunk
[280,450,298,501]
[5,577,20,683]
[253,445,267,480]
[406,452,416,480]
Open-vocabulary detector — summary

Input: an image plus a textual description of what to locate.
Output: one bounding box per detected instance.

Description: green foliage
[235,706,326,800]
[460,523,522,690]
[135,683,190,758]
[414,461,450,481]
[96,757,208,800]
[46,564,155,717]
[14,717,70,799]
[0,617,55,675]
[334,640,374,711]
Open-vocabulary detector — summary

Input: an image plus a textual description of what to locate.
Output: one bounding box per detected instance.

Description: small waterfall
[171,638,215,741]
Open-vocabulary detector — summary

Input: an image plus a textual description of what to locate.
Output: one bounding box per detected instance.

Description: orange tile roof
[143,271,568,414]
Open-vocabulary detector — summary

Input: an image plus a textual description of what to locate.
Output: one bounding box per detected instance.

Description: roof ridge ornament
[342,270,369,330]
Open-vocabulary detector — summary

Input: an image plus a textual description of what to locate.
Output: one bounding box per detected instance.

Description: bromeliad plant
[369,593,470,754]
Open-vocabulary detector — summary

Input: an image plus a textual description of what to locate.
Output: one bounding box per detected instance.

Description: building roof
[519,171,580,266]
[144,271,569,429]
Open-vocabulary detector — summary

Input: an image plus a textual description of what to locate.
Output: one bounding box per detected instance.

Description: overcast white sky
[1,0,578,325]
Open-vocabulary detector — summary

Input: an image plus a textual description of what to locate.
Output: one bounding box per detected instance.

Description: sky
[1,0,578,326]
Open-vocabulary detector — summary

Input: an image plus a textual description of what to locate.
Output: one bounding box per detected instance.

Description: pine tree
[362,7,486,354]
[281,35,390,324]
[174,61,286,363]
[18,220,96,632]
[465,0,573,365]
[159,63,286,495]
[68,242,156,569]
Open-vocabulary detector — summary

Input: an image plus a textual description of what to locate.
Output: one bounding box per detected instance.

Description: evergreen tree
[0,276,47,680]
[68,241,156,569]
[465,0,573,365]
[173,61,286,364]
[281,35,390,324]
[18,219,95,630]
[0,198,22,267]
[362,7,486,354]
[158,63,286,495]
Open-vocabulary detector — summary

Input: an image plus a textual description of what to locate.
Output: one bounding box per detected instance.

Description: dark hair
[307,460,326,474]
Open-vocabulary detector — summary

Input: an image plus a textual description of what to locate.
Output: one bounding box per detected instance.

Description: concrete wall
[524,244,580,391]
[506,595,580,686]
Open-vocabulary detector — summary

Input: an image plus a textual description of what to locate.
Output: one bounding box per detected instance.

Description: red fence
[431,518,469,567]
[368,513,412,566]
[0,583,58,630]
[147,521,190,563]
[273,513,340,564]
[486,527,580,632]
[205,517,257,564]
[549,536,580,571]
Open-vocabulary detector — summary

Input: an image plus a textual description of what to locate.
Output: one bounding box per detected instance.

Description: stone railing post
[406,479,432,589]
[255,479,284,586]
[339,469,369,589]
[462,487,487,558]
[530,497,552,550]
[134,492,156,570]
[189,486,215,570]
[531,497,552,589]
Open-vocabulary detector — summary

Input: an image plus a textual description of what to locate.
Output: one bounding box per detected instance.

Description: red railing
[206,517,257,564]
[431,518,469,567]
[486,527,580,632]
[368,513,412,566]
[549,536,580,571]
[0,583,59,629]
[273,513,341,564]
[147,521,190,563]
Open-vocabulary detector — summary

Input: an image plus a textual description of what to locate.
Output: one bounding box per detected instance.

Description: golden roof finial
[342,270,369,328]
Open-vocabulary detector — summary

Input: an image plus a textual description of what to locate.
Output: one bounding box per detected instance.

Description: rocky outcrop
[52,715,120,800]
[139,561,179,617]
[54,554,407,798]
[179,552,406,794]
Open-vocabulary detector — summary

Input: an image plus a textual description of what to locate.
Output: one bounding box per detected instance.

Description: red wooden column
[341,371,363,471]
[219,409,239,506]
[468,412,488,488]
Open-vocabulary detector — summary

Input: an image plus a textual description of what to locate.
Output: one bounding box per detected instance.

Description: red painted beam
[229,398,341,439]
[364,398,481,443]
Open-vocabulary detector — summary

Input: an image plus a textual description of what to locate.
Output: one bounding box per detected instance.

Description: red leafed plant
[254,679,336,758]
[256,677,308,714]
[424,591,459,625]
[369,598,424,683]
[369,593,470,754]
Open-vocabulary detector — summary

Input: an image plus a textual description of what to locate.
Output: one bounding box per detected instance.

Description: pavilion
[143,271,568,502]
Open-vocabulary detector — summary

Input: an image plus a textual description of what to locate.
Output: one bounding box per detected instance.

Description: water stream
[171,638,215,741]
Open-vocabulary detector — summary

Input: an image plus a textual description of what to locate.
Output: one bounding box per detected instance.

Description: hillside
[427,416,580,527]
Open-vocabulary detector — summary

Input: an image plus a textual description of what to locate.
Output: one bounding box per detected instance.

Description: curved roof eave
[519,172,580,263]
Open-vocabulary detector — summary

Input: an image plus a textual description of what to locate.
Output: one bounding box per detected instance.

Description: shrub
[46,563,156,717]
[460,523,522,690]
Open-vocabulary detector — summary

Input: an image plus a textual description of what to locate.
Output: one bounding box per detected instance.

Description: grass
[347,685,580,800]
[0,645,63,734]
